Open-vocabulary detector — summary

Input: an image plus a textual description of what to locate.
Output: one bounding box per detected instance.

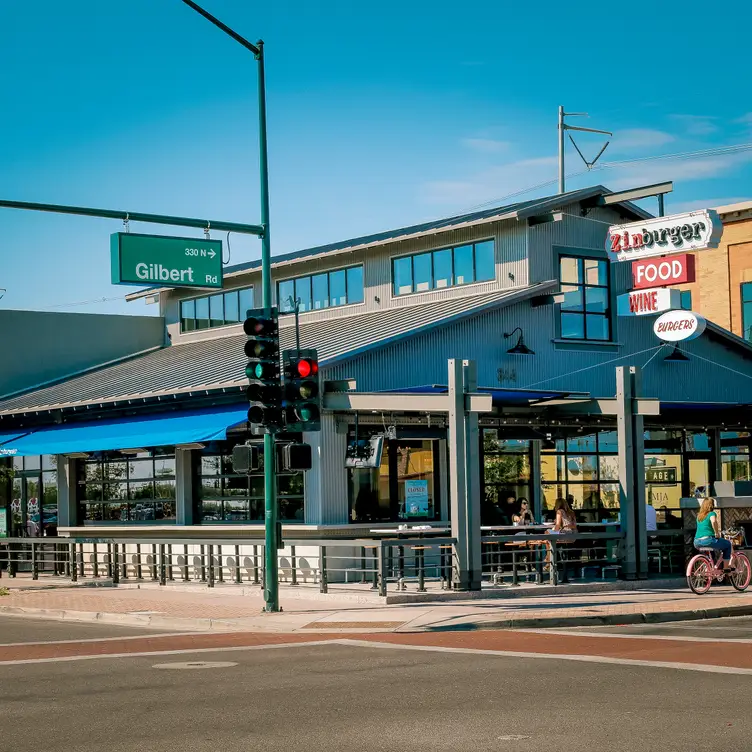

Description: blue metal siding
[322,299,752,404]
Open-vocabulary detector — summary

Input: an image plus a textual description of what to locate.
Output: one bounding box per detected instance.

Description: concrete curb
[420,603,752,631]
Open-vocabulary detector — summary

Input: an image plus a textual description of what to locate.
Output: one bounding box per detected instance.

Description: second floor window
[180,286,254,333]
[743,283,752,342]
[559,256,611,341]
[392,240,495,296]
[278,265,364,313]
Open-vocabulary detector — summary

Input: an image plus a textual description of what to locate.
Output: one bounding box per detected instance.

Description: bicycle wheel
[687,555,713,594]
[730,552,752,592]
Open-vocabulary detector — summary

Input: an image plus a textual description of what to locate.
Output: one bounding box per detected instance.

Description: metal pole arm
[0,198,265,236]
[179,0,260,56]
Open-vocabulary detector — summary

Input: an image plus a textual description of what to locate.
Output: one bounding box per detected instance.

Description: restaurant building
[1,184,751,581]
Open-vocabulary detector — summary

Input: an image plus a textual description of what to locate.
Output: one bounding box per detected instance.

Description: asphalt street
[0,616,750,752]
[0,615,171,644]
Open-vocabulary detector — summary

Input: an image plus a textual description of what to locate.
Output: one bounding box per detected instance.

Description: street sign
[632,253,695,290]
[111,232,223,289]
[607,209,722,262]
[653,310,707,342]
[617,287,681,316]
[646,467,677,484]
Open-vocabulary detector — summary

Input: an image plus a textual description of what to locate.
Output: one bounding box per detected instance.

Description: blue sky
[1,0,750,315]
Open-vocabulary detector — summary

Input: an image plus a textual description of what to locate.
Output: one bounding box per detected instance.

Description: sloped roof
[126,184,651,300]
[0,282,556,416]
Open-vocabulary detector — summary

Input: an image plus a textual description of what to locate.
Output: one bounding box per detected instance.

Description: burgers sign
[653,310,707,342]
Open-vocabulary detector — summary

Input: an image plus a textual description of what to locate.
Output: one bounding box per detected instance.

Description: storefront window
[180,286,254,333]
[348,439,440,523]
[481,430,531,524]
[541,430,619,521]
[278,265,364,314]
[78,451,176,524]
[198,446,304,523]
[721,431,751,481]
[4,455,57,536]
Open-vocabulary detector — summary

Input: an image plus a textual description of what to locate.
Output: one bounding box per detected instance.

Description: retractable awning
[0,404,249,457]
[0,431,31,456]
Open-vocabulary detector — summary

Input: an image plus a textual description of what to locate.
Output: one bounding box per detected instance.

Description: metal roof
[0,282,555,417]
[126,184,651,300]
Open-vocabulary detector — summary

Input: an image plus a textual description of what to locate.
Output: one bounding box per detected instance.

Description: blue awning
[0,431,31,457]
[0,405,249,457]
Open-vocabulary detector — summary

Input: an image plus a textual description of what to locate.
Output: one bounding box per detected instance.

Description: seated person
[512,498,534,526]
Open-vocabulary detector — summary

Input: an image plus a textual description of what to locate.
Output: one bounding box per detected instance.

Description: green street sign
[111,232,223,289]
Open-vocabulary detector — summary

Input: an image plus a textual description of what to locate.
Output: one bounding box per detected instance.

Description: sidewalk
[2,576,752,632]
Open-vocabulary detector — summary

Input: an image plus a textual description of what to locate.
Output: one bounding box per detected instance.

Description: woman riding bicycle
[694,497,734,572]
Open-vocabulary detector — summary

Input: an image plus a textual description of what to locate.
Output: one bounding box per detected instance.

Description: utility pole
[558,106,612,194]
[179,0,280,612]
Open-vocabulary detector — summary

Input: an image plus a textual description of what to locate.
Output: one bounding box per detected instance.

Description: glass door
[11,475,42,536]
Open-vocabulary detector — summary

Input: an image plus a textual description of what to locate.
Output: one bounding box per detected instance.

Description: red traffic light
[296,358,318,378]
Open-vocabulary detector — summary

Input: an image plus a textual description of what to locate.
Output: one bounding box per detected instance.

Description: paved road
[558,615,752,640]
[0,614,172,644]
[0,616,750,752]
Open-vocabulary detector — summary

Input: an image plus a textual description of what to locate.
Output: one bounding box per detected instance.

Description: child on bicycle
[694,497,734,572]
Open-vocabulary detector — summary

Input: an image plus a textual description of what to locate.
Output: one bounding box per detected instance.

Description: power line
[47,295,128,309]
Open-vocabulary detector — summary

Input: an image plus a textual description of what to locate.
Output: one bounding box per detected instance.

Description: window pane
[201,456,221,476]
[599,456,619,481]
[413,252,432,292]
[195,297,209,330]
[598,431,618,453]
[239,287,254,318]
[586,314,610,341]
[567,456,598,481]
[560,285,583,311]
[312,273,329,310]
[128,459,153,480]
[743,301,752,342]
[453,245,474,285]
[278,280,295,313]
[743,282,752,303]
[346,266,364,304]
[433,249,452,289]
[585,287,609,314]
[209,294,224,327]
[393,256,413,295]
[560,257,582,284]
[224,290,240,324]
[567,433,597,452]
[584,258,608,286]
[474,240,495,282]
[295,277,312,312]
[181,299,196,332]
[561,312,585,339]
[329,270,347,306]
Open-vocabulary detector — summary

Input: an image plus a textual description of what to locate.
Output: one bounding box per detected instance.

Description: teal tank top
[695,511,716,540]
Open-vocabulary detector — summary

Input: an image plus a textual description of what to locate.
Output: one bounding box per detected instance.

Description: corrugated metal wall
[322,298,752,404]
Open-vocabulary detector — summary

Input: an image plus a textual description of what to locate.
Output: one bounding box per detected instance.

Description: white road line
[335,639,752,676]
[0,632,210,648]
[514,628,752,644]
[0,640,341,666]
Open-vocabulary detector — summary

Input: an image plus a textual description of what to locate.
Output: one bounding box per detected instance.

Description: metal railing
[0,536,457,597]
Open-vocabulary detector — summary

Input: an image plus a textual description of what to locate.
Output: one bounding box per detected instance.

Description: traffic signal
[278,442,313,471]
[243,307,282,430]
[282,348,321,432]
[231,443,261,474]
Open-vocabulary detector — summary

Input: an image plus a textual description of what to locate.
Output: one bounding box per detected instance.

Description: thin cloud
[461,137,511,154]
[736,113,752,124]
[613,128,675,151]
[670,114,718,136]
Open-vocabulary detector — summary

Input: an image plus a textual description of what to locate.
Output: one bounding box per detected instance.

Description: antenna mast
[558,106,612,193]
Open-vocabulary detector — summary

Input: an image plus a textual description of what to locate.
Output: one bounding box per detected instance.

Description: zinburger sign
[607,209,722,262]
[653,310,707,342]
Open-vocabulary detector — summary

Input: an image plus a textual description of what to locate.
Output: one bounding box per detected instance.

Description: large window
[180,287,254,333]
[78,452,176,523]
[541,430,619,522]
[742,283,752,342]
[199,446,304,523]
[481,432,531,525]
[559,256,611,341]
[392,240,495,296]
[278,265,364,314]
[349,439,440,523]
[4,455,57,536]
[721,431,751,482]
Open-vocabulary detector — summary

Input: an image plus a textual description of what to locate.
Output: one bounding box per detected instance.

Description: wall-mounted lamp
[504,327,535,355]
[664,344,689,362]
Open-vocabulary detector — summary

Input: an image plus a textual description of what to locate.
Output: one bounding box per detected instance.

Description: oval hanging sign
[653,310,707,342]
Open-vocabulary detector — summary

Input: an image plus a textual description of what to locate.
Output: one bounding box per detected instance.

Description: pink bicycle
[686,528,751,595]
